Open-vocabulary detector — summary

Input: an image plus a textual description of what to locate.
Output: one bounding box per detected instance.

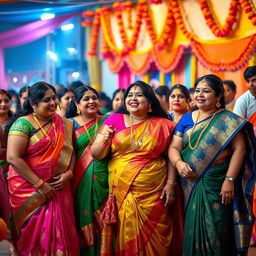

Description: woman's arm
[168,135,195,178]
[221,131,246,204]
[91,125,115,159]
[7,135,55,200]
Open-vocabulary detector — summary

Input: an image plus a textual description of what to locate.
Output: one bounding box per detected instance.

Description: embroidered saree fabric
[71,115,109,256]
[103,113,176,256]
[176,110,255,255]
[8,114,79,256]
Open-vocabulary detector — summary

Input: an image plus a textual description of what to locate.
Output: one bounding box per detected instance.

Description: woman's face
[112,91,124,111]
[33,89,57,119]
[169,89,188,113]
[20,91,28,107]
[77,90,100,116]
[125,86,150,117]
[194,81,220,111]
[0,93,10,116]
[60,91,74,111]
[224,84,236,104]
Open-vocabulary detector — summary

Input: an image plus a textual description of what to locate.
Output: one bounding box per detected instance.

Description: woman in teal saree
[169,74,256,255]
[66,86,109,256]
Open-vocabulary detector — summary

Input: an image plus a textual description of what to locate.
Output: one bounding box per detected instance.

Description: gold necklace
[32,113,57,145]
[81,115,98,144]
[130,115,150,150]
[188,110,218,150]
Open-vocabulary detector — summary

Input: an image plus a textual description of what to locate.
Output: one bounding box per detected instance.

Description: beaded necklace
[80,115,98,144]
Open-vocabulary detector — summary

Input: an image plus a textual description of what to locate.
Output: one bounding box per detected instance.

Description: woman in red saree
[91,81,180,256]
[6,82,79,256]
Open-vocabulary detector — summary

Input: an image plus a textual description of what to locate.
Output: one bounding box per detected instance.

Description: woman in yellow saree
[6,82,79,256]
[169,74,256,256]
[91,81,178,256]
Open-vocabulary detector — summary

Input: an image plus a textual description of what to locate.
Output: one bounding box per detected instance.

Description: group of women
[0,74,255,256]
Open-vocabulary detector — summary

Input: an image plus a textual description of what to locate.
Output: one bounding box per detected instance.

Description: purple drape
[0,12,79,89]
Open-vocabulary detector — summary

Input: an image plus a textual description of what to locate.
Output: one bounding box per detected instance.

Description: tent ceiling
[0,0,124,23]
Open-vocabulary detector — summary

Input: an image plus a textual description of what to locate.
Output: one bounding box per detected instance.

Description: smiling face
[125,86,150,117]
[112,91,124,111]
[0,93,10,117]
[169,89,188,113]
[77,90,100,116]
[194,81,220,112]
[32,89,57,119]
[60,91,74,111]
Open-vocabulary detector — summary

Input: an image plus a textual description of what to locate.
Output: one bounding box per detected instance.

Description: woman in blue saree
[169,74,256,255]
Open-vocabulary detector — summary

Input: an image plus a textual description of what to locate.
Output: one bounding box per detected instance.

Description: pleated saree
[101,113,176,256]
[175,110,256,255]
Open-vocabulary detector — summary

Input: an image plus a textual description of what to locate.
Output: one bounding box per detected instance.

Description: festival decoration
[239,0,256,25]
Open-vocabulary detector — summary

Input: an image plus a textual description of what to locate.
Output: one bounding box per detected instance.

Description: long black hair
[5,82,56,135]
[116,80,169,119]
[194,74,225,109]
[57,87,73,102]
[65,86,100,118]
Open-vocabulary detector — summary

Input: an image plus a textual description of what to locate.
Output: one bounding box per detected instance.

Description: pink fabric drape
[0,12,79,89]
[118,64,131,89]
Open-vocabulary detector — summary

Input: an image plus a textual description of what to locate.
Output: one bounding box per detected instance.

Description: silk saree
[175,110,256,255]
[71,115,109,256]
[102,113,176,256]
[8,114,80,256]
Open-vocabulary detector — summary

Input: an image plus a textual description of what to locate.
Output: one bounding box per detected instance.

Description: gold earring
[77,107,81,114]
[216,101,221,108]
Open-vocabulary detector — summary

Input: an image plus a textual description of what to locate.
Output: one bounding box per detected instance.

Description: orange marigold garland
[87,9,101,56]
[199,0,240,37]
[240,0,256,25]
[149,0,163,4]
[81,10,95,27]
[157,0,175,51]
[123,1,134,29]
[170,0,193,40]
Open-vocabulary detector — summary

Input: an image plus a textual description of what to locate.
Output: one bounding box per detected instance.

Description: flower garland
[157,0,175,50]
[149,0,163,4]
[199,0,240,37]
[81,11,95,27]
[192,34,256,71]
[170,0,193,40]
[239,0,256,26]
[87,9,101,56]
[123,1,134,29]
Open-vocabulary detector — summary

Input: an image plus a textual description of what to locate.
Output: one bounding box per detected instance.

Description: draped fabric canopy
[0,12,79,89]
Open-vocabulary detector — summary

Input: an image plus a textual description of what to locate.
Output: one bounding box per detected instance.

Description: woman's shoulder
[151,116,176,129]
[9,116,35,136]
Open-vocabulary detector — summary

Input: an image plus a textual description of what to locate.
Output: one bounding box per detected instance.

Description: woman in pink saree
[6,82,79,256]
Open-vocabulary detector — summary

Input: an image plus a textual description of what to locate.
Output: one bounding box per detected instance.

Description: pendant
[130,138,142,150]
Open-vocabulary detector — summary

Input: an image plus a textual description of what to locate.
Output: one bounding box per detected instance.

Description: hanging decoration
[82,0,256,74]
[199,0,240,37]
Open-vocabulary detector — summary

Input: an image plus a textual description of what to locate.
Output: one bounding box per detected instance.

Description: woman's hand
[220,179,234,204]
[100,125,115,145]
[38,182,55,200]
[160,184,175,206]
[176,161,196,178]
[49,172,71,191]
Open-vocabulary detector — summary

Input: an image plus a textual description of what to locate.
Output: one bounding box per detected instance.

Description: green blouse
[9,118,36,138]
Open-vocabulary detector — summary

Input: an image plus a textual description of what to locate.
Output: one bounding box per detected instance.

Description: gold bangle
[173,159,182,169]
[225,176,235,183]
[167,179,177,186]
[33,179,44,188]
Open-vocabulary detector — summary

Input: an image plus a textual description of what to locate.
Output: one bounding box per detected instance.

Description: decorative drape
[0,12,78,89]
[82,0,256,77]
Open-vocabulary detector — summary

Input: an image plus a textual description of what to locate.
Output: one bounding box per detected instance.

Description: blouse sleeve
[174,114,187,138]
[9,118,35,139]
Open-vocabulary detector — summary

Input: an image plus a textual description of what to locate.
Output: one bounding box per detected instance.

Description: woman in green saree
[66,86,109,256]
[169,74,256,255]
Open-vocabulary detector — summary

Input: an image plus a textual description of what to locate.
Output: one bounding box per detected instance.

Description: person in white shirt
[233,66,256,119]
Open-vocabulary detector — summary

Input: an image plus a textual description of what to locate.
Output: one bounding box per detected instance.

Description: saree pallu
[8,114,80,256]
[104,115,176,256]
[180,110,256,256]
[72,115,109,256]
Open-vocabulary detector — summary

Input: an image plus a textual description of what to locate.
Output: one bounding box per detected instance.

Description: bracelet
[173,159,182,169]
[100,139,109,147]
[65,170,73,179]
[225,176,235,183]
[167,179,177,186]
[33,179,45,189]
